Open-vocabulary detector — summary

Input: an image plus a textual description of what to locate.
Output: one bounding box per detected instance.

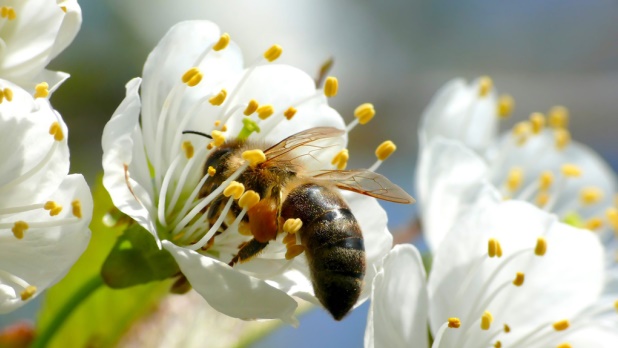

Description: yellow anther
[447,318,461,329]
[561,164,582,178]
[606,207,618,230]
[494,341,502,348]
[72,200,82,218]
[60,6,67,13]
[3,88,13,102]
[209,89,227,106]
[181,141,194,159]
[512,121,531,146]
[477,76,493,97]
[354,103,375,125]
[529,112,545,134]
[506,167,524,192]
[283,232,297,246]
[242,149,266,167]
[285,244,305,260]
[221,124,228,132]
[34,82,49,98]
[238,222,253,236]
[211,130,226,147]
[513,272,525,286]
[536,191,550,207]
[375,140,396,161]
[539,171,554,190]
[238,190,260,210]
[557,344,572,348]
[324,76,338,97]
[585,217,603,231]
[7,7,15,20]
[283,218,303,234]
[44,201,63,216]
[554,128,571,150]
[549,105,569,129]
[243,99,259,116]
[213,33,230,51]
[284,106,297,120]
[214,120,221,127]
[613,300,618,312]
[0,91,4,103]
[488,238,499,258]
[1,7,16,20]
[503,324,511,333]
[497,94,514,118]
[12,221,28,239]
[181,67,203,87]
[49,122,64,141]
[331,149,349,170]
[552,319,570,331]
[257,104,274,120]
[496,242,503,257]
[481,311,493,330]
[207,142,214,150]
[207,166,217,177]
[535,237,547,256]
[263,44,283,62]
[20,286,36,301]
[223,181,245,200]
[580,187,603,205]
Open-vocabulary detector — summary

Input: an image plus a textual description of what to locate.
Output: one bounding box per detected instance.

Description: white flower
[366,189,609,348]
[0,0,81,94]
[0,79,92,313]
[102,20,394,324]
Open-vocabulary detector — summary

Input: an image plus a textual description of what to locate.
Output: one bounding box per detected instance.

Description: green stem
[32,275,105,348]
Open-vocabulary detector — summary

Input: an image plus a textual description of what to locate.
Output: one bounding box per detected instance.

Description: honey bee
[194,127,414,320]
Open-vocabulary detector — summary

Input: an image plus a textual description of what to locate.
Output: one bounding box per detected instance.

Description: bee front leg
[229,238,270,266]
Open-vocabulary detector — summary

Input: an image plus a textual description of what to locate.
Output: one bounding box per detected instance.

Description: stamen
[283,218,303,234]
[585,217,603,231]
[579,187,603,205]
[60,6,67,13]
[238,190,260,210]
[535,237,547,256]
[243,99,259,116]
[181,67,203,87]
[182,141,194,159]
[34,82,49,98]
[512,121,531,146]
[208,166,217,177]
[20,286,36,301]
[213,33,230,51]
[560,164,582,178]
[285,245,305,260]
[606,208,618,230]
[548,106,569,129]
[263,45,283,62]
[1,7,16,20]
[208,89,227,106]
[324,77,338,97]
[494,341,502,348]
[536,191,550,207]
[257,104,274,120]
[12,221,28,239]
[71,200,82,218]
[49,122,65,141]
[554,128,571,150]
[497,94,514,118]
[375,140,397,161]
[477,76,493,97]
[488,238,502,258]
[3,88,13,102]
[237,118,261,141]
[529,113,545,134]
[552,319,570,331]
[188,197,235,250]
[211,130,226,147]
[557,344,572,348]
[506,167,524,192]
[223,181,245,200]
[346,103,375,132]
[432,319,460,348]
[503,324,510,333]
[44,201,63,216]
[512,272,525,286]
[539,171,554,190]
[221,124,228,132]
[284,107,297,120]
[242,149,266,167]
[481,311,493,330]
[331,149,349,170]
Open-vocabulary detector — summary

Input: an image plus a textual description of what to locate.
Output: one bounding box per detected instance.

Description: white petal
[365,244,428,348]
[564,326,618,348]
[162,241,298,325]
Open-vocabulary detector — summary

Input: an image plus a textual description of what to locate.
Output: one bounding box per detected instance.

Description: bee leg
[229,238,269,267]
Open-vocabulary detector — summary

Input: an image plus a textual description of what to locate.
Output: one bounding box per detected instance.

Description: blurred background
[3,0,618,346]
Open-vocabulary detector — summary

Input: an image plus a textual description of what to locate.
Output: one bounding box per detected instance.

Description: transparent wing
[263,127,345,166]
[312,170,415,204]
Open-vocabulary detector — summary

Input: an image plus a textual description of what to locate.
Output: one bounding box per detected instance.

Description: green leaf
[101,224,179,288]
[36,177,172,348]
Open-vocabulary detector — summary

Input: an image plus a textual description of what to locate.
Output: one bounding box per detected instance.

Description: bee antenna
[182,130,213,139]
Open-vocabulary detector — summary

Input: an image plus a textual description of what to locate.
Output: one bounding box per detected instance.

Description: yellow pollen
[496,242,503,257]
[477,76,493,97]
[503,324,511,333]
[554,128,571,150]
[557,344,572,348]
[44,201,63,216]
[263,44,283,62]
[181,67,203,87]
[223,181,245,200]
[243,99,259,116]
[539,171,554,190]
[181,141,194,159]
[506,167,524,192]
[209,89,227,106]
[285,244,305,260]
[536,191,550,207]
[488,238,499,258]
[585,217,603,231]
[60,6,67,13]
[512,121,531,146]
[497,94,514,118]
[494,341,502,348]
[257,104,274,120]
[606,207,618,230]
[214,120,221,127]
[238,222,252,236]
[242,149,266,167]
[481,311,493,330]
[613,300,618,312]
[535,237,547,256]
[284,107,297,120]
[213,33,230,51]
[211,130,226,147]
[1,7,16,20]
[221,124,228,132]
[207,142,214,150]
[12,221,28,239]
[72,200,82,218]
[529,112,545,134]
[3,88,13,102]
[580,187,603,205]
[238,190,260,210]
[207,166,217,177]
[548,105,569,129]
[354,103,375,125]
[324,76,339,97]
[447,318,461,329]
[375,140,396,161]
[34,82,49,98]
[513,272,525,286]
[49,122,64,141]
[20,286,37,301]
[331,149,349,170]
[552,319,570,331]
[283,218,303,234]
[283,232,297,246]
[561,164,582,178]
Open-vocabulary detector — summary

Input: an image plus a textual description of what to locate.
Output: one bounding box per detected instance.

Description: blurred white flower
[0,79,92,313]
[366,190,609,348]
[102,20,394,324]
[0,0,81,94]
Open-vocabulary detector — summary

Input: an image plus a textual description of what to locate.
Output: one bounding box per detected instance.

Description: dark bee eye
[205,147,234,174]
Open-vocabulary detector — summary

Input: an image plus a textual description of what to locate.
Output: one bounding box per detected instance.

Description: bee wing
[263,127,345,165]
[312,169,415,204]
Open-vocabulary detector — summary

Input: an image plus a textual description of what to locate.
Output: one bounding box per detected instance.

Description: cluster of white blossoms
[365,78,618,347]
[0,0,92,313]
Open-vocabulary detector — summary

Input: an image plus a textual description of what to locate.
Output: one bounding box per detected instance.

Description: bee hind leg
[229,238,269,266]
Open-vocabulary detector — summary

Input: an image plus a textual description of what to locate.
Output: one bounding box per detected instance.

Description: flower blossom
[102,20,395,323]
[0,79,92,313]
